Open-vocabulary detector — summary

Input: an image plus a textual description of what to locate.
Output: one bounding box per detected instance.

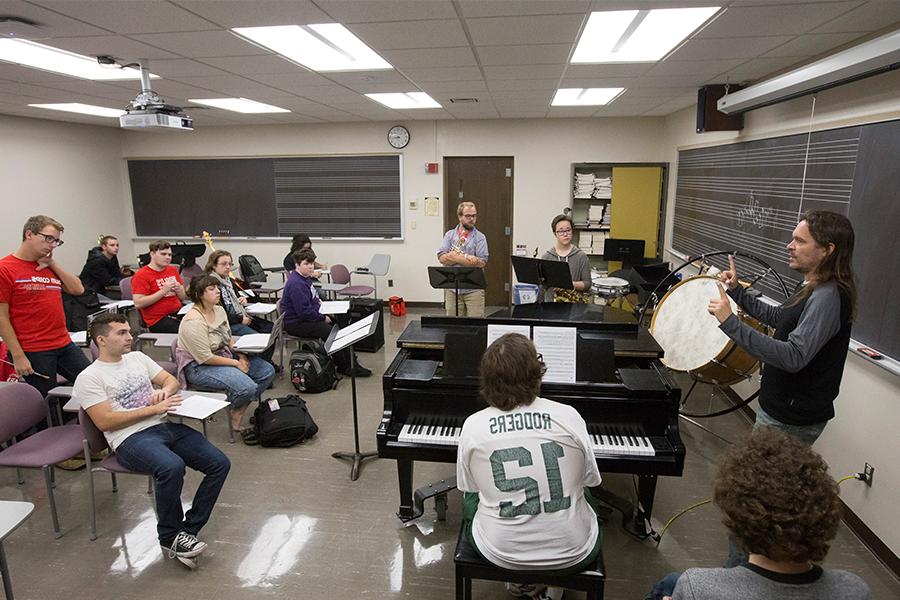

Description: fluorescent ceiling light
[28,103,124,117]
[0,38,156,80]
[188,97,290,113]
[365,92,442,109]
[552,88,624,106]
[232,24,391,72]
[572,7,720,63]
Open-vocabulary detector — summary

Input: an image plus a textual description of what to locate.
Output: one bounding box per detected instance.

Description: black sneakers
[162,531,208,568]
[344,364,372,377]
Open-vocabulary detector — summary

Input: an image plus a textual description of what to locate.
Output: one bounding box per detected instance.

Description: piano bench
[454,524,605,600]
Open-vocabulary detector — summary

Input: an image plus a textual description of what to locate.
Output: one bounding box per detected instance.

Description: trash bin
[512,283,540,305]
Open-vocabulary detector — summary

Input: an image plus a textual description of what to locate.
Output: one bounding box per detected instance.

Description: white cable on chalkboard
[797,94,818,220]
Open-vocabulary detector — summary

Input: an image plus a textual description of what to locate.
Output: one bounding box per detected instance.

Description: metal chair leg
[227,406,235,443]
[84,446,97,541]
[43,465,62,539]
[111,472,118,493]
[15,467,23,485]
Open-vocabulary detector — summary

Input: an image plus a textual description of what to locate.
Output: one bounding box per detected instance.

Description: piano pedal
[400,477,459,525]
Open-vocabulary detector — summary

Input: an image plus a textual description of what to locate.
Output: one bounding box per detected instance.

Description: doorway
[444,156,514,307]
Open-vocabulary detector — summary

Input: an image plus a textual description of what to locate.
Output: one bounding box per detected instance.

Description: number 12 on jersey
[490,442,571,517]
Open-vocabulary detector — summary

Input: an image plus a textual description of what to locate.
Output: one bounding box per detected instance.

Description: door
[444,157,514,307]
[609,166,664,267]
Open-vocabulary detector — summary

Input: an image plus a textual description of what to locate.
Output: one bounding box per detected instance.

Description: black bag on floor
[252,395,318,448]
[289,340,338,393]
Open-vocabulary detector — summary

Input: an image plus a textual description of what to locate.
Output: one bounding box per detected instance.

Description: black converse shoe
[162,532,208,567]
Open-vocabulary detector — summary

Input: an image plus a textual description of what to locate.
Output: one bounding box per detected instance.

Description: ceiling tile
[646,59,746,78]
[325,70,412,87]
[496,110,547,118]
[762,32,867,58]
[315,0,457,22]
[173,74,285,95]
[476,44,572,66]
[546,106,599,117]
[172,0,334,28]
[483,64,565,80]
[593,97,668,116]
[131,31,271,58]
[696,3,860,38]
[33,1,219,33]
[149,59,230,78]
[459,0,590,18]
[263,112,327,123]
[667,36,795,61]
[246,72,337,91]
[418,80,488,92]
[402,66,484,82]
[812,1,900,34]
[486,79,558,92]
[720,56,809,81]
[466,14,585,45]
[381,47,477,69]
[0,0,109,36]
[42,35,180,62]
[347,19,469,50]
[642,94,696,116]
[490,90,554,104]
[200,55,307,75]
[564,63,655,78]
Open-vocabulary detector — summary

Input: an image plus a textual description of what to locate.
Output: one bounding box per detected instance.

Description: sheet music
[335,313,375,340]
[167,394,230,420]
[329,319,374,353]
[233,333,271,349]
[319,301,350,315]
[177,302,194,315]
[487,324,530,346]
[101,299,134,309]
[245,302,277,316]
[533,326,577,383]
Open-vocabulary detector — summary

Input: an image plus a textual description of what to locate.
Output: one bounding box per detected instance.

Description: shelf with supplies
[570,161,668,271]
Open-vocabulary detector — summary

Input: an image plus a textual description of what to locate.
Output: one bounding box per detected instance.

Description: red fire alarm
[426,162,439,174]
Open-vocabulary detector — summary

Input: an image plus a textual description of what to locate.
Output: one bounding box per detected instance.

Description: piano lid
[422,303,638,333]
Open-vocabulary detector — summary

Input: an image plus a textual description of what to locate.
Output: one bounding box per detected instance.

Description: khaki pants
[445,289,485,317]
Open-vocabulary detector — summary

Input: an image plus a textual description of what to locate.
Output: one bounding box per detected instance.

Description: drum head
[650,276,739,372]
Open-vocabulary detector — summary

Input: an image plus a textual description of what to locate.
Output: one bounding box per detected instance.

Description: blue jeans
[115,423,230,544]
[754,406,826,445]
[646,572,681,600]
[7,342,90,398]
[183,356,274,408]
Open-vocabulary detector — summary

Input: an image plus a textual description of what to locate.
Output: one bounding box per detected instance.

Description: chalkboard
[673,119,900,360]
[128,155,402,239]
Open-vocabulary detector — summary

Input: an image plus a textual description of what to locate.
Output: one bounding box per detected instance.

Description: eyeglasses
[35,232,64,246]
[555,228,573,235]
[461,214,477,219]
[536,353,548,376]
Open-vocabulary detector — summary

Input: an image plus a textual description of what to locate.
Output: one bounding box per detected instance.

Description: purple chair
[179,264,203,287]
[332,264,375,298]
[80,408,153,541]
[0,383,85,538]
[170,339,235,443]
[119,276,133,300]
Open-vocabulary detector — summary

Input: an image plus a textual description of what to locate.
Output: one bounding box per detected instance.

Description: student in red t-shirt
[132,241,188,333]
[0,215,91,398]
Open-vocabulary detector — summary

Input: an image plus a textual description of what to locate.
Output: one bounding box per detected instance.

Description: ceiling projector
[120,61,192,132]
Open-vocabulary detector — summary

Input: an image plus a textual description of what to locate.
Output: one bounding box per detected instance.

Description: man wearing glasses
[0,215,91,399]
[437,201,489,316]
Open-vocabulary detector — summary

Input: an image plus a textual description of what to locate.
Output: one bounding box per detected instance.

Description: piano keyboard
[397,418,662,458]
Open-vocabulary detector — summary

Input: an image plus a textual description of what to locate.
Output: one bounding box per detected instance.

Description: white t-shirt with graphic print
[73,352,164,450]
[456,396,602,570]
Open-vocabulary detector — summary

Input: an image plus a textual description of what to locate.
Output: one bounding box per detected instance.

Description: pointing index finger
[729,254,736,273]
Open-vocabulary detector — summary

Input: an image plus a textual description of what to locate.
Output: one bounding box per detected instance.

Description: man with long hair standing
[707,210,856,444]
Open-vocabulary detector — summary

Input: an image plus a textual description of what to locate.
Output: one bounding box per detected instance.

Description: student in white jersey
[456,333,602,600]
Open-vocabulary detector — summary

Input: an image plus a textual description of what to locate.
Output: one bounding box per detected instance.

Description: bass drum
[650,276,766,386]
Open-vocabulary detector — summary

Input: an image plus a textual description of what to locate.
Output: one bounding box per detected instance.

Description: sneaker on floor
[506,583,547,599]
[56,457,86,471]
[344,365,372,378]
[162,531,208,567]
[537,587,564,600]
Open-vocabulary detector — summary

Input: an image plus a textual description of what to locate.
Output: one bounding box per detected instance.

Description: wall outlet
[388,279,393,287]
[863,463,874,486]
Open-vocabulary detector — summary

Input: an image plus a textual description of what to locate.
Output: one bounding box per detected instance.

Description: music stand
[603,239,645,269]
[511,256,573,293]
[427,266,486,317]
[324,311,381,481]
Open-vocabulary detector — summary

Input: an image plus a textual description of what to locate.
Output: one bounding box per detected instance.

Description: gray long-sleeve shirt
[720,281,840,374]
[673,565,871,600]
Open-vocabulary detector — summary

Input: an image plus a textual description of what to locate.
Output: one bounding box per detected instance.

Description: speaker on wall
[697,84,745,133]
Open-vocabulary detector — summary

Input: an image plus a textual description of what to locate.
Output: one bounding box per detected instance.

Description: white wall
[1,114,133,274]
[662,69,900,556]
[119,117,668,302]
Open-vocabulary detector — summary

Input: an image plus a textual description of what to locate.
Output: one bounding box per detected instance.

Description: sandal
[240,428,260,446]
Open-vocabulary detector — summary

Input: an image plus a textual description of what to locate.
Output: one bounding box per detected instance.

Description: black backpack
[252,395,318,447]
[238,254,267,285]
[62,291,101,331]
[289,340,339,393]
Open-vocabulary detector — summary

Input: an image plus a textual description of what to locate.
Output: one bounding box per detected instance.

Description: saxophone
[554,288,591,303]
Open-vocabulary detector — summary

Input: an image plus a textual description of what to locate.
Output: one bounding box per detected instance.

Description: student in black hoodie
[80,235,129,296]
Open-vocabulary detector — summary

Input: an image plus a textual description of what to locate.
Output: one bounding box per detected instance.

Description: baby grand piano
[377,303,684,535]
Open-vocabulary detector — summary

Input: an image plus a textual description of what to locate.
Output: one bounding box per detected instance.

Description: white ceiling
[1,0,899,127]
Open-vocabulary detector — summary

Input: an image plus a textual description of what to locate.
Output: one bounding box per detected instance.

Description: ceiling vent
[449,97,479,103]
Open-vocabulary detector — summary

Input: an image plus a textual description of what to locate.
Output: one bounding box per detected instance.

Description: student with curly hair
[647,428,871,600]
